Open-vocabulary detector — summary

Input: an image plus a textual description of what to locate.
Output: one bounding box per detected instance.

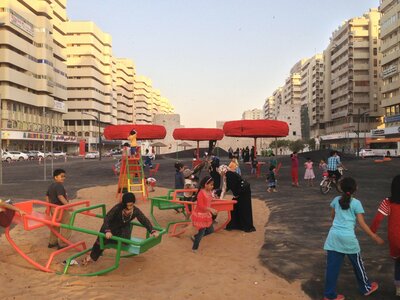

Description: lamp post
[82,111,101,161]
[43,107,47,180]
[0,93,2,185]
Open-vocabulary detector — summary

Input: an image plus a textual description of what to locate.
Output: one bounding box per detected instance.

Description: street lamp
[82,111,101,160]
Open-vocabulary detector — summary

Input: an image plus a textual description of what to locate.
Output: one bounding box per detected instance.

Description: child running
[370,174,400,296]
[323,177,383,300]
[304,157,315,186]
[191,175,218,253]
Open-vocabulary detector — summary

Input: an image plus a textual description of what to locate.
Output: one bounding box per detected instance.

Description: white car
[358,149,375,157]
[52,151,67,158]
[2,151,29,162]
[85,151,100,159]
[29,150,45,159]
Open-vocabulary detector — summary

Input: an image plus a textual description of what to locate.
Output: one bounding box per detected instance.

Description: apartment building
[61,21,119,151]
[263,96,276,119]
[115,58,135,124]
[272,87,283,119]
[0,0,72,151]
[134,75,153,124]
[321,9,382,150]
[276,60,305,140]
[242,108,263,120]
[300,54,325,140]
[376,0,400,138]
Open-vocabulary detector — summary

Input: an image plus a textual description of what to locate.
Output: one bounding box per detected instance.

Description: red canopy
[104,124,166,140]
[173,128,224,141]
[223,120,289,138]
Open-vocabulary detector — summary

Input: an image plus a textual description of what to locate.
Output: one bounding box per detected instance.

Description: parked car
[85,151,100,159]
[29,150,45,159]
[52,151,67,158]
[21,151,36,160]
[2,151,29,162]
[358,149,375,157]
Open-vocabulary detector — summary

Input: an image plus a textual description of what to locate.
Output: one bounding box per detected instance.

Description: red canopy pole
[254,137,257,159]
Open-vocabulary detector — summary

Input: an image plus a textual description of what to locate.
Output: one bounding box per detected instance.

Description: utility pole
[43,107,47,180]
[0,93,2,185]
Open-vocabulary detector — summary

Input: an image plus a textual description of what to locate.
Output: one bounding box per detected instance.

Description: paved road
[1,154,399,299]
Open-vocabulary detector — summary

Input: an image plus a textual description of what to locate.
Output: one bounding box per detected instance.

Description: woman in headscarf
[82,192,158,264]
[218,165,256,232]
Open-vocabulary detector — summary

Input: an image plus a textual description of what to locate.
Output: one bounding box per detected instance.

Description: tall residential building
[134,75,153,124]
[300,54,325,140]
[272,87,283,119]
[61,21,118,151]
[0,0,71,151]
[115,58,135,124]
[379,0,400,135]
[263,96,276,119]
[276,60,305,140]
[323,9,382,143]
[242,108,263,120]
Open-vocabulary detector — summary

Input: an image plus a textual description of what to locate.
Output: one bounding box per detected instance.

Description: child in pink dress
[304,158,315,186]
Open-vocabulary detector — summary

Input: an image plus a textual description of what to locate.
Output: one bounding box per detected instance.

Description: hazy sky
[67,0,378,128]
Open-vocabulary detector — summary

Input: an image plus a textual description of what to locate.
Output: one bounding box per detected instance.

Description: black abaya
[224,171,256,232]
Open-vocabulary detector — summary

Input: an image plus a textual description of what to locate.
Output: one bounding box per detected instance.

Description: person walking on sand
[291,152,299,187]
[323,177,383,300]
[304,157,315,186]
[370,174,400,296]
[191,176,218,252]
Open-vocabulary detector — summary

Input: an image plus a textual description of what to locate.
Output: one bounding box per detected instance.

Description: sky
[67,0,379,128]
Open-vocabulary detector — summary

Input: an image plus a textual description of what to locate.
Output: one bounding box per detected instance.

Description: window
[293,131,297,136]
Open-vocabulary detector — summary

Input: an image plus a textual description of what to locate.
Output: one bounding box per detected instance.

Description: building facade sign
[9,10,34,36]
[1,130,77,143]
[371,126,400,137]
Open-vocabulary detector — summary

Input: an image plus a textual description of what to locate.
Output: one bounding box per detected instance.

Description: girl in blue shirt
[323,177,384,300]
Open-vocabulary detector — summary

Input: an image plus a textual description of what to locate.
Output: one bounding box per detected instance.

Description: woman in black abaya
[218,165,256,232]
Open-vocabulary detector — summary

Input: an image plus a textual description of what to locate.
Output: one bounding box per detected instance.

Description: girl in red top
[191,176,218,252]
[370,174,400,296]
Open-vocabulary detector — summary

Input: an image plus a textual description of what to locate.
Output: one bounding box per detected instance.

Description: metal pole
[51,113,54,176]
[98,110,101,161]
[364,113,368,148]
[357,108,360,157]
[0,94,2,185]
[43,107,46,180]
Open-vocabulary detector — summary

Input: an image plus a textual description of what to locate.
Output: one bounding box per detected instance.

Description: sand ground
[0,185,309,300]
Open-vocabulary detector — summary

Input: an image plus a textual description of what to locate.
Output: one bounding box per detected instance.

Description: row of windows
[385,104,400,116]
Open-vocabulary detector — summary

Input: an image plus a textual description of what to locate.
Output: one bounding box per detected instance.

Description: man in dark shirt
[46,168,71,249]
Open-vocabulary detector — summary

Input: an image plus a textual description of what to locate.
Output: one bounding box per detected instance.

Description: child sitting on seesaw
[82,192,158,265]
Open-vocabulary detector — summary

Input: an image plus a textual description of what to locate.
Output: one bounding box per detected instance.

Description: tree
[306,138,316,151]
[288,139,306,153]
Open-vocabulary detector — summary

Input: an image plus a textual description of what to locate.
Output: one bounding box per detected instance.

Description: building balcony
[381,80,400,93]
[331,110,348,119]
[381,51,400,66]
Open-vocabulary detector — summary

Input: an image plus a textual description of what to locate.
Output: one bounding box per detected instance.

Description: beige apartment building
[321,9,382,150]
[134,75,153,124]
[300,54,325,140]
[115,58,135,124]
[61,21,118,152]
[0,0,73,151]
[376,0,400,139]
[263,96,276,119]
[242,108,263,120]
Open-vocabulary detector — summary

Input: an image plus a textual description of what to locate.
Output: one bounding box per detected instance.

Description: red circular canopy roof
[173,128,224,141]
[104,124,166,140]
[223,120,289,138]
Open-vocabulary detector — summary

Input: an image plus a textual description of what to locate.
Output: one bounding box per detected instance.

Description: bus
[366,138,400,157]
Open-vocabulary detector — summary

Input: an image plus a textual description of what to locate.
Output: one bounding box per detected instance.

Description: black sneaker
[48,243,59,249]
